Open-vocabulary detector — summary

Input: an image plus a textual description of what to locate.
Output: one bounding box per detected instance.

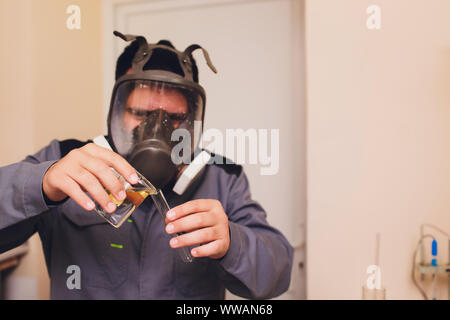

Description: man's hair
[115,39,199,83]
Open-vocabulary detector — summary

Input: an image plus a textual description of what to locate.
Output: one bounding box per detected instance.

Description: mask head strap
[113,30,218,81]
[183,44,218,75]
[113,31,152,74]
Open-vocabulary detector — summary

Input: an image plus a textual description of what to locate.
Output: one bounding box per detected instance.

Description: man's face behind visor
[109,79,203,160]
[123,83,188,132]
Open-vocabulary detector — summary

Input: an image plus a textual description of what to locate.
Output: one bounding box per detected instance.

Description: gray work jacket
[0,139,293,299]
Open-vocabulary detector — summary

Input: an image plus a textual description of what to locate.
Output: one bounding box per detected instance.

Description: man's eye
[169,113,187,121]
[125,107,187,122]
[125,107,148,118]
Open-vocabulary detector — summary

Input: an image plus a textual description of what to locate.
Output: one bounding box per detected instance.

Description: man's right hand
[42,143,138,213]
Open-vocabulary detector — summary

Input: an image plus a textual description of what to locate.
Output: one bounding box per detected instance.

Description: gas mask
[107,31,217,189]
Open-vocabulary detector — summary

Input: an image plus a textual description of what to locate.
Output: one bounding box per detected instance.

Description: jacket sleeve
[214,168,294,299]
[0,140,61,253]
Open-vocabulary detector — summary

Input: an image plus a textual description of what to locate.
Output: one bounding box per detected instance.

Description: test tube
[150,190,194,263]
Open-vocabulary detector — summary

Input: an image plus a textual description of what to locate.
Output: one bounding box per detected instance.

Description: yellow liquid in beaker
[109,188,157,208]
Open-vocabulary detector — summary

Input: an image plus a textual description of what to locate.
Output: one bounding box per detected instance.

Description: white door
[103,0,306,299]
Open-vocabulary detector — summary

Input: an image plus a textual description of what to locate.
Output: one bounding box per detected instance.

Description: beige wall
[0,0,102,299]
[306,0,450,299]
[0,0,34,165]
[32,0,103,146]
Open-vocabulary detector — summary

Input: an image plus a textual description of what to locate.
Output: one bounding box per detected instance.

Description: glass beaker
[93,170,157,228]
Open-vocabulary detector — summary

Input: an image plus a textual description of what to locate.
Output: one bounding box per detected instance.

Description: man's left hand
[165,199,230,259]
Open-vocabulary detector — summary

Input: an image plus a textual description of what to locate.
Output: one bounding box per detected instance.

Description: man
[0,31,293,299]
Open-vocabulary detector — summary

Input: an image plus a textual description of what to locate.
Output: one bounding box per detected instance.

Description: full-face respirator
[107,31,217,190]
